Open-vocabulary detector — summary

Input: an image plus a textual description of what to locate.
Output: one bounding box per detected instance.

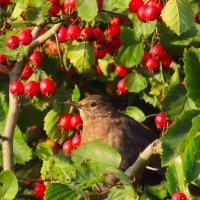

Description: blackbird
[65,95,163,189]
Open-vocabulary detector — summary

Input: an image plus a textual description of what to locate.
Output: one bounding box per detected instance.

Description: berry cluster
[6,28,32,49]
[58,113,82,155]
[141,44,172,72]
[129,0,164,22]
[9,78,56,97]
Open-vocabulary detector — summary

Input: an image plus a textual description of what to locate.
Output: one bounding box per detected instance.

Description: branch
[0,63,11,75]
[125,139,162,183]
[2,22,64,171]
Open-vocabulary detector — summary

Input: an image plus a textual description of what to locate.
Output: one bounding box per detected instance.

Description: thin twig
[54,33,64,70]
[0,63,11,75]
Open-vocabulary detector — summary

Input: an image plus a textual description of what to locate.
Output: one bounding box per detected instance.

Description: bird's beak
[64,100,82,109]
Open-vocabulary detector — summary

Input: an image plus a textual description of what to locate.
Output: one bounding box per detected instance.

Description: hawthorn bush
[0,0,200,199]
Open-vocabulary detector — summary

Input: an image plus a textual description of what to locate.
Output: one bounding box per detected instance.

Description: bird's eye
[90,101,96,107]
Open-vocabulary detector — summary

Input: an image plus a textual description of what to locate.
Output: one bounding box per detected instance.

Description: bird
[65,94,163,190]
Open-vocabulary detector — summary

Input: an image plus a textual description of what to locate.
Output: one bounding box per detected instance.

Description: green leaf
[166,156,186,195]
[186,115,200,141]
[125,72,147,93]
[36,142,53,160]
[13,127,32,165]
[71,141,121,168]
[169,66,180,88]
[140,92,158,107]
[44,106,73,144]
[115,43,144,67]
[161,0,195,35]
[67,41,95,73]
[120,27,139,46]
[184,47,200,108]
[45,183,79,200]
[182,135,200,183]
[162,84,196,119]
[106,185,135,200]
[71,85,81,102]
[0,170,18,200]
[76,0,98,21]
[124,106,145,123]
[25,0,51,23]
[161,110,200,166]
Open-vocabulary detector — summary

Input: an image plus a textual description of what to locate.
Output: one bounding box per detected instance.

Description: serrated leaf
[67,41,95,73]
[161,110,200,166]
[186,115,200,141]
[13,127,32,164]
[45,183,79,200]
[76,0,98,21]
[71,141,121,168]
[161,0,194,35]
[124,106,145,123]
[162,84,196,119]
[25,0,51,23]
[44,106,73,144]
[106,185,135,200]
[115,43,144,67]
[120,27,139,46]
[169,66,180,88]
[166,156,186,195]
[36,142,53,160]
[125,72,147,93]
[0,170,18,200]
[184,47,200,108]
[71,85,81,102]
[140,92,158,107]
[182,135,200,183]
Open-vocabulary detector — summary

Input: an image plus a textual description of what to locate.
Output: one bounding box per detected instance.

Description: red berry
[48,0,60,3]
[38,28,46,37]
[21,66,33,79]
[71,114,82,129]
[39,78,56,96]
[96,0,102,12]
[110,17,123,26]
[0,54,7,64]
[114,65,128,77]
[6,35,19,49]
[72,134,81,148]
[34,183,46,200]
[96,64,103,74]
[155,112,167,128]
[150,44,166,60]
[137,5,147,22]
[24,81,39,97]
[10,80,24,96]
[141,51,151,65]
[109,37,121,49]
[47,41,59,55]
[48,3,60,15]
[145,57,159,71]
[145,5,160,21]
[61,0,75,14]
[161,52,173,68]
[29,51,42,67]
[195,12,200,24]
[106,24,120,39]
[117,78,128,94]
[19,29,32,45]
[59,114,72,130]
[58,27,68,43]
[62,139,74,155]
[81,27,94,40]
[171,192,186,200]
[67,25,81,40]
[94,42,108,58]
[129,0,143,13]
[93,27,105,42]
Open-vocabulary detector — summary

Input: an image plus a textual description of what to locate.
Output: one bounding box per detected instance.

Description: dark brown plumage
[66,95,163,188]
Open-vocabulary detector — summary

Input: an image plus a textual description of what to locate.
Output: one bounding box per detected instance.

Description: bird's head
[65,95,115,121]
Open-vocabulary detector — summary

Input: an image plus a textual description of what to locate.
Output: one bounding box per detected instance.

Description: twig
[54,33,64,70]
[0,63,11,75]
[17,176,50,183]
[125,139,162,183]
